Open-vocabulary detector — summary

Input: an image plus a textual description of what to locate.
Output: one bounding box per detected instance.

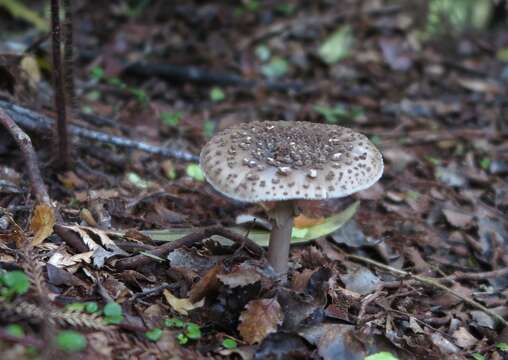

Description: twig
[63,0,75,113]
[450,267,508,281]
[125,62,303,93]
[0,109,50,204]
[51,0,71,169]
[344,252,508,327]
[0,100,198,161]
[116,226,265,270]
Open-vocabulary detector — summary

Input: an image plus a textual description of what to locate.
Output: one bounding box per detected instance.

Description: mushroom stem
[267,201,294,275]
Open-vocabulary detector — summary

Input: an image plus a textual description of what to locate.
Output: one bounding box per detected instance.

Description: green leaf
[144,201,359,247]
[103,302,123,325]
[210,87,225,102]
[90,66,105,81]
[127,172,150,189]
[185,322,202,340]
[222,338,237,349]
[425,156,441,166]
[186,164,205,182]
[164,318,185,328]
[6,324,24,338]
[318,25,354,64]
[255,45,271,62]
[161,112,183,127]
[261,57,289,79]
[496,343,508,351]
[314,104,348,124]
[471,353,486,360]
[0,0,49,31]
[177,333,189,345]
[479,157,491,171]
[244,0,260,12]
[365,352,399,360]
[203,120,215,138]
[2,271,30,295]
[85,302,99,313]
[291,227,308,239]
[55,330,87,352]
[145,328,163,342]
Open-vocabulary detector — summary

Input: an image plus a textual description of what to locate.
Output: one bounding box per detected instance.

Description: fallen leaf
[30,204,55,246]
[452,327,478,349]
[442,209,473,228]
[217,263,262,288]
[163,289,204,315]
[238,298,283,344]
[294,214,325,228]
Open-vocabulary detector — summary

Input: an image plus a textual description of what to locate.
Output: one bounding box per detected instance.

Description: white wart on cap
[200,121,383,202]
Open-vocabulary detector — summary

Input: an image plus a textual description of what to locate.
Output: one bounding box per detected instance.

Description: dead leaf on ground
[238,298,283,344]
[30,203,55,246]
[442,209,473,228]
[163,288,204,315]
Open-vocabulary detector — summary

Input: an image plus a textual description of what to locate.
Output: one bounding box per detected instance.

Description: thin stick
[51,0,70,169]
[116,226,265,270]
[0,100,198,161]
[344,253,508,327]
[63,0,75,113]
[0,109,50,204]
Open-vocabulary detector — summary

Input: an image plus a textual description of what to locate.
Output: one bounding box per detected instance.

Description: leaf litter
[1,0,508,359]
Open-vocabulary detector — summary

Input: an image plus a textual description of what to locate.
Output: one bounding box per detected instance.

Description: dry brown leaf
[188,264,221,303]
[30,203,55,246]
[442,209,473,228]
[48,250,93,268]
[238,298,283,344]
[163,289,204,315]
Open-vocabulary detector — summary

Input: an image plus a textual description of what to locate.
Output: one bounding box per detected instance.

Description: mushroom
[200,121,383,275]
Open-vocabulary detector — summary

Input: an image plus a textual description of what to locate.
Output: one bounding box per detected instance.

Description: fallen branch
[0,99,198,162]
[115,226,265,270]
[126,62,304,93]
[0,109,50,204]
[343,252,508,327]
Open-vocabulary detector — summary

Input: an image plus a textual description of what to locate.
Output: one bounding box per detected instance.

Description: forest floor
[0,1,508,359]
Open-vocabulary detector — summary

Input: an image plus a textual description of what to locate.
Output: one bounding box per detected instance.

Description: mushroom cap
[200,121,383,202]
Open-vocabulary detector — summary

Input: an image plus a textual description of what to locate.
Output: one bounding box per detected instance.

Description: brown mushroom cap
[200,121,383,202]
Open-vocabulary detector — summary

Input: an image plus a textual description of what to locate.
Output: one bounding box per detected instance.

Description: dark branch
[0,109,50,204]
[0,100,198,161]
[115,226,265,270]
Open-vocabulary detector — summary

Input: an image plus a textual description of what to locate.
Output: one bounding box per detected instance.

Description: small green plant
[165,318,202,345]
[210,87,225,102]
[145,328,163,342]
[497,343,508,351]
[318,25,354,64]
[202,120,215,138]
[222,338,237,349]
[103,302,123,325]
[6,324,24,338]
[161,111,183,127]
[186,164,205,182]
[89,66,149,104]
[255,45,271,62]
[0,270,30,300]
[365,352,399,360]
[471,353,486,360]
[261,57,289,79]
[55,330,87,352]
[314,104,364,124]
[479,157,491,171]
[164,318,185,328]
